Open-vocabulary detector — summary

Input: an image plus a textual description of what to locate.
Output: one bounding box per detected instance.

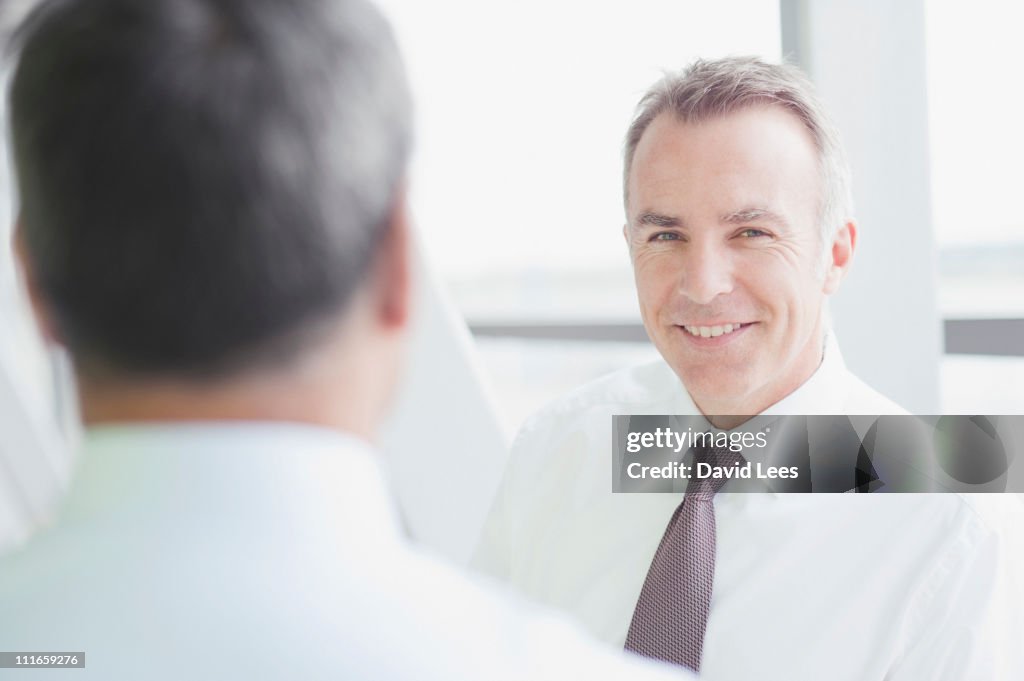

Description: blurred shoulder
[516,358,682,444]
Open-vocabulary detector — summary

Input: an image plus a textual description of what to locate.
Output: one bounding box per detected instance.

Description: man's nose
[678,241,734,305]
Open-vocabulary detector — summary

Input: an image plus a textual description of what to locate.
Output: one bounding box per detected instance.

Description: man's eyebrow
[721,207,788,227]
[635,212,682,228]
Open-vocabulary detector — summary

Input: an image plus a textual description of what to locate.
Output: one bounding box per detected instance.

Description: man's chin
[673,367,761,413]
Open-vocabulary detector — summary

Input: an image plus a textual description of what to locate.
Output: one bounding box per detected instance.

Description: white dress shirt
[0,422,689,681]
[473,335,1024,680]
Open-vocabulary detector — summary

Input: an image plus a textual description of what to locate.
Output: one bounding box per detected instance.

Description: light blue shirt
[0,422,688,680]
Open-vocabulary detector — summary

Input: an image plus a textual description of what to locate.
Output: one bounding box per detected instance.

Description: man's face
[626,106,844,414]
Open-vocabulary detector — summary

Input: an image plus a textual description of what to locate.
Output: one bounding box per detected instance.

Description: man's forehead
[626,108,820,224]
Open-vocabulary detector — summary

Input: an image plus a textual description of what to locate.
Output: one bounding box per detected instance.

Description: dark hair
[8,0,412,379]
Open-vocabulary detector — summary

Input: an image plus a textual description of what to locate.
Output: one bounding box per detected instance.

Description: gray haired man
[474,57,1024,680]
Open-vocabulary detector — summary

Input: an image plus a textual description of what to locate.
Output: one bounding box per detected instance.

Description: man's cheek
[636,279,668,312]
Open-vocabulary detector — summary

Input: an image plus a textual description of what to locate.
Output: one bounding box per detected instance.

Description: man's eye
[651,232,681,241]
[739,228,769,238]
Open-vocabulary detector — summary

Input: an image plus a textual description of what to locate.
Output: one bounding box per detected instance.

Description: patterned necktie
[624,445,743,672]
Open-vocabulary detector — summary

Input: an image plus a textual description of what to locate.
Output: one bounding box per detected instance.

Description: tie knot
[688,445,745,498]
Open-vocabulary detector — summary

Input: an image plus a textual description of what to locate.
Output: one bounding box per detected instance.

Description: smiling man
[626,99,867,423]
[473,57,1024,680]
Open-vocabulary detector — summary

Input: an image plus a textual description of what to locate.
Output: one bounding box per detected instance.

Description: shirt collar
[761,332,850,416]
[62,421,405,549]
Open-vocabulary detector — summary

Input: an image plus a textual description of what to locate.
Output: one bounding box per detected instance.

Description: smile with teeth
[681,322,750,338]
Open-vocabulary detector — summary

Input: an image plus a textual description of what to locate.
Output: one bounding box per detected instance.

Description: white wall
[783,0,942,413]
[379,251,508,564]
[0,59,73,554]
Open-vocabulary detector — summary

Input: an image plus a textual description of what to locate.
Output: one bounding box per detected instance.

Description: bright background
[377,0,782,432]
[375,0,1024,431]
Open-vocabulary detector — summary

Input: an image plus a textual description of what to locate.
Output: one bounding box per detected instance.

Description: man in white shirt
[0,1,691,679]
[473,57,1024,679]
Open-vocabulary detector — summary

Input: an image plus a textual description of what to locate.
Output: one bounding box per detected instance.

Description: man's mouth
[679,322,755,338]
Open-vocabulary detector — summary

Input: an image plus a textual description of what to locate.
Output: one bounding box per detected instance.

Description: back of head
[623,56,852,244]
[8,0,412,381]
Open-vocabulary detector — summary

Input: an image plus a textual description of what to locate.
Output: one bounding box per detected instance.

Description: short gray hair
[623,56,852,245]
[9,0,412,379]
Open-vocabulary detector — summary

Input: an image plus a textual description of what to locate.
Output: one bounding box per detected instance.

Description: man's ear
[369,189,411,331]
[822,220,857,295]
[11,219,62,344]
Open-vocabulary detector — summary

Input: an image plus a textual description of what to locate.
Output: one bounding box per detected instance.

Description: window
[379,0,782,427]
[926,0,1024,412]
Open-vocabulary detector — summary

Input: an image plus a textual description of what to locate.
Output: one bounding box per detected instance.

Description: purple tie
[624,445,742,672]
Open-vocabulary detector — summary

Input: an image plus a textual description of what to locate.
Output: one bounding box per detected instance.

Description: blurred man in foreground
[473,57,1024,679]
[0,1,691,679]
